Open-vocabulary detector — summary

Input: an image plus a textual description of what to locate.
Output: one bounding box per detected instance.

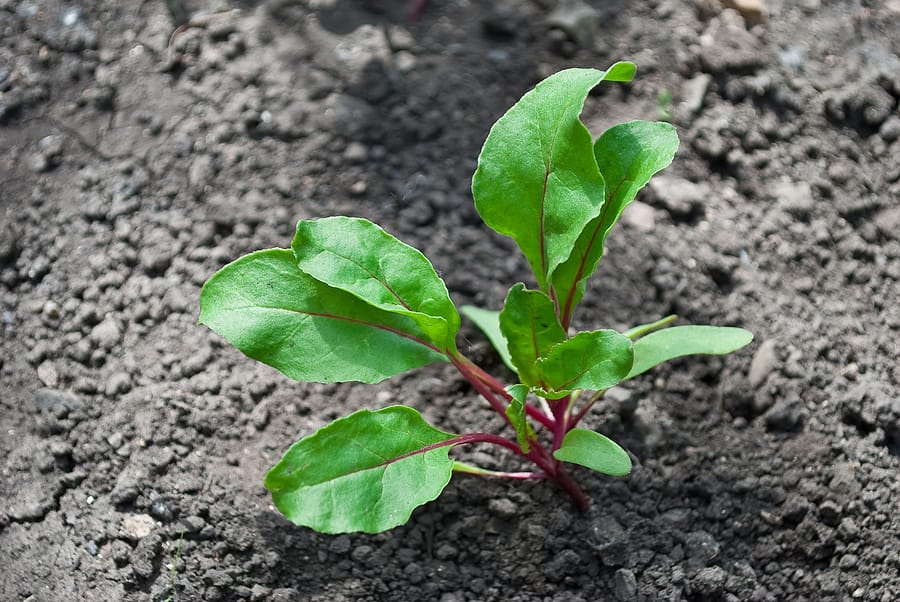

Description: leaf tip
[605,61,636,82]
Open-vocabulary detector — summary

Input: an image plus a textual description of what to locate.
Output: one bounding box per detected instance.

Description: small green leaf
[499,284,566,387]
[627,325,754,380]
[553,428,632,476]
[293,217,459,351]
[506,384,536,452]
[537,330,634,395]
[460,305,517,373]
[199,249,445,384]
[265,406,456,534]
[473,63,635,290]
[554,121,679,322]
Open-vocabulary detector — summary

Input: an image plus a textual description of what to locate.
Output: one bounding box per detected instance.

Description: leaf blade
[499,284,566,387]
[553,428,632,476]
[626,325,754,380]
[538,329,634,394]
[472,64,635,290]
[460,305,516,373]
[265,406,456,533]
[554,121,679,322]
[293,217,460,350]
[199,249,445,384]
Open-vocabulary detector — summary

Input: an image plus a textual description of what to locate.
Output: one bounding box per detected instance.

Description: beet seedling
[199,62,752,534]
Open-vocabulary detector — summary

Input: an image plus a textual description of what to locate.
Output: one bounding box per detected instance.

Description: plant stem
[448,434,557,478]
[553,463,589,511]
[550,395,570,451]
[452,461,546,480]
[453,354,555,429]
[569,389,605,428]
[541,394,591,510]
[448,354,589,510]
[622,313,678,339]
[449,353,513,425]
[448,432,529,455]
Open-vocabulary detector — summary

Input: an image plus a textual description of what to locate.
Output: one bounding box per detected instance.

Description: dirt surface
[2,0,900,600]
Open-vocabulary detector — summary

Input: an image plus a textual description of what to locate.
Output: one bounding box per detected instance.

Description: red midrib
[560,176,627,326]
[245,305,441,354]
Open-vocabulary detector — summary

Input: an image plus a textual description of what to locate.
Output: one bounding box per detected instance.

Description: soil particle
[120,514,157,541]
[748,339,778,388]
[613,567,638,601]
[764,400,805,432]
[646,175,707,221]
[689,565,728,597]
[487,496,518,519]
[128,532,163,581]
[34,388,84,414]
[700,10,768,74]
[679,73,712,118]
[684,530,721,569]
[824,84,896,130]
[90,316,122,350]
[7,479,63,521]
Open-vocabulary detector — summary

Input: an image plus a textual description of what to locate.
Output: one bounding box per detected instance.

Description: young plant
[199,62,752,534]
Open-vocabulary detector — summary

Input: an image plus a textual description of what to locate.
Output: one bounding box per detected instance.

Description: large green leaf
[199,249,445,384]
[293,217,459,351]
[460,305,516,373]
[265,406,456,533]
[553,428,632,476]
[626,325,753,380]
[554,121,679,323]
[499,284,566,387]
[472,63,636,290]
[536,330,634,397]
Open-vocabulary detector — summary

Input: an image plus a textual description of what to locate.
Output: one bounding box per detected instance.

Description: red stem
[445,432,527,456]
[448,353,588,509]
[553,463,589,511]
[450,354,513,425]
[550,395,570,451]
[458,356,555,430]
[569,393,600,428]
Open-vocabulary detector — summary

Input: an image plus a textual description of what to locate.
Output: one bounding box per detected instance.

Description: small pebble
[42,300,61,320]
[690,566,727,597]
[350,180,367,195]
[614,568,638,601]
[90,317,122,350]
[487,497,517,519]
[343,142,368,163]
[120,514,157,540]
[748,339,778,388]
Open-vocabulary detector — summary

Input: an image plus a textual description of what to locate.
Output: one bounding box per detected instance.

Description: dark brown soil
[2,0,899,600]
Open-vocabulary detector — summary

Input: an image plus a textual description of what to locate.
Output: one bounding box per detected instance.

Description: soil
[2,0,899,600]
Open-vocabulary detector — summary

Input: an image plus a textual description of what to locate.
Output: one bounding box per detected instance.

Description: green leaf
[293,217,459,351]
[626,325,754,380]
[460,305,516,373]
[553,428,632,476]
[499,284,566,387]
[506,384,536,453]
[199,249,445,384]
[536,330,633,397]
[472,63,635,290]
[554,121,679,323]
[265,406,456,534]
